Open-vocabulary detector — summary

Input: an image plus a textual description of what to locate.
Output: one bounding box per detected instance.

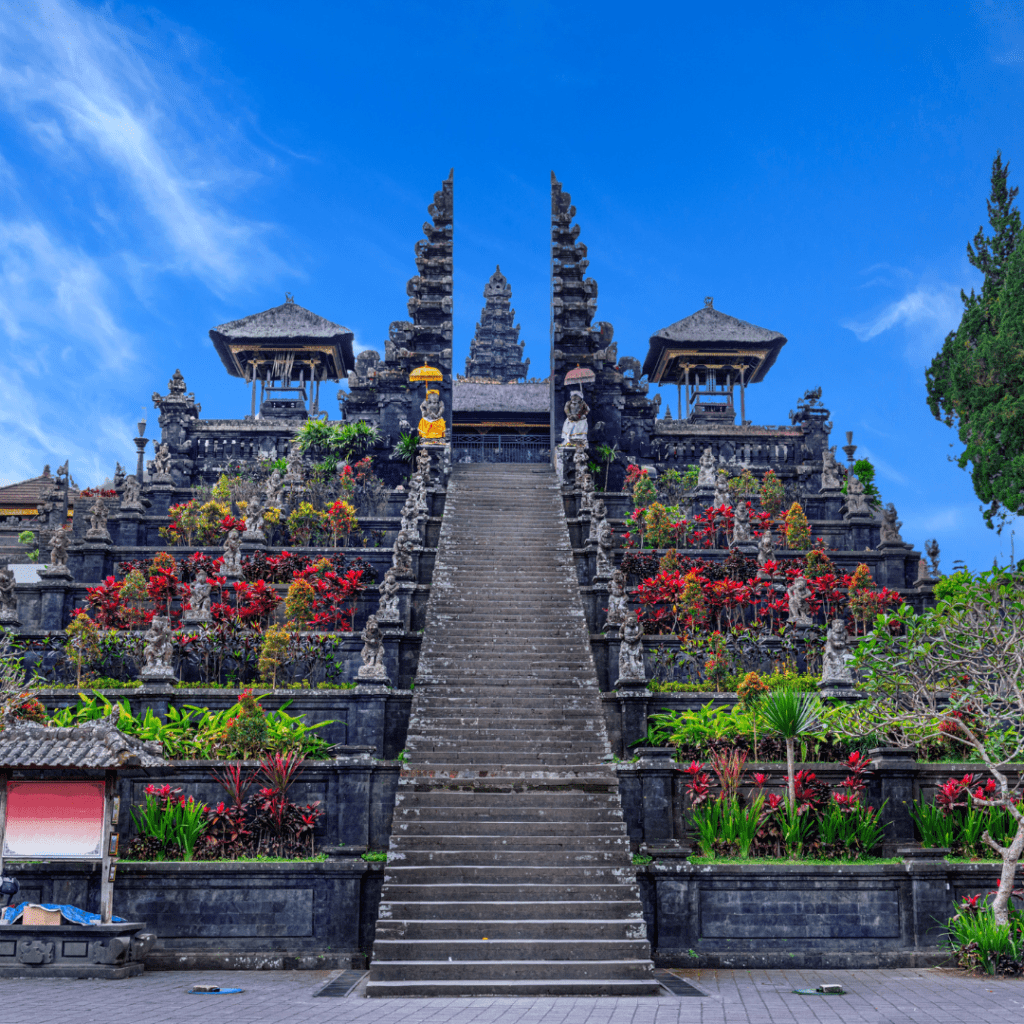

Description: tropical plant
[131,784,209,861]
[595,442,621,491]
[65,612,101,687]
[258,624,291,688]
[391,431,420,476]
[17,529,38,562]
[759,469,785,517]
[948,894,1023,975]
[783,502,811,550]
[756,689,821,808]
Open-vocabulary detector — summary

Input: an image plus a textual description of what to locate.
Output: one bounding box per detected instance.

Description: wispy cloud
[854,445,909,488]
[0,0,284,293]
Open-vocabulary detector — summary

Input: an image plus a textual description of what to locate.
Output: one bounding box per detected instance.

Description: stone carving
[464,266,530,382]
[925,538,940,577]
[376,567,401,624]
[357,614,387,680]
[183,570,212,624]
[588,498,606,544]
[418,389,446,441]
[85,495,111,542]
[391,529,416,579]
[141,615,175,681]
[243,498,266,541]
[578,470,595,516]
[820,446,842,491]
[914,558,932,586]
[113,463,125,489]
[730,501,753,546]
[0,566,19,623]
[820,618,856,688]
[149,443,172,481]
[283,442,304,486]
[617,616,646,685]
[787,576,813,626]
[845,474,872,516]
[400,495,424,545]
[120,475,144,511]
[595,516,615,579]
[604,569,629,630]
[696,447,717,488]
[712,472,731,509]
[757,530,775,569]
[221,529,243,578]
[416,448,432,485]
[878,503,905,546]
[40,528,71,577]
[561,392,590,446]
[263,468,285,509]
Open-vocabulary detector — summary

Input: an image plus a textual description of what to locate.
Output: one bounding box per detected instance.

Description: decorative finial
[285,292,295,304]
[704,296,714,309]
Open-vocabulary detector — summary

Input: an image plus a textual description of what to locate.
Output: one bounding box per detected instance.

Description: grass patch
[362,851,388,862]
[119,854,329,863]
[687,855,902,866]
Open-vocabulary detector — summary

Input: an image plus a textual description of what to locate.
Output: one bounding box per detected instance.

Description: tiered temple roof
[463,267,529,383]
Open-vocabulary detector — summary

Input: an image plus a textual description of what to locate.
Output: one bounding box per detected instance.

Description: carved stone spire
[464,266,529,382]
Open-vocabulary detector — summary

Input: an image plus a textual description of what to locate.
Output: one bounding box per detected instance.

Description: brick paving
[1,968,1022,1024]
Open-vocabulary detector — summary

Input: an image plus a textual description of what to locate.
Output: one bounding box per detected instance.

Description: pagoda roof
[0,711,165,769]
[642,300,787,384]
[453,382,550,414]
[0,472,79,515]
[209,298,355,380]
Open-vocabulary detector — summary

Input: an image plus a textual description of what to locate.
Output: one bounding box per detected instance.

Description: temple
[462,266,529,382]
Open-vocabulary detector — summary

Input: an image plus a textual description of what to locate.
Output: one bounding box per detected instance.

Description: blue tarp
[1,903,123,925]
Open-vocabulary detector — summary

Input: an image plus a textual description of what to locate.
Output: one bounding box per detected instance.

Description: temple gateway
[0,171,944,994]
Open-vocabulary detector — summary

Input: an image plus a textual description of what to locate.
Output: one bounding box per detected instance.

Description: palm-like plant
[596,442,621,492]
[391,431,420,479]
[756,689,821,808]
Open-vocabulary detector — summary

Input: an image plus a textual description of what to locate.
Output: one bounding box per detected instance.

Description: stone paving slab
[1,968,1022,1024]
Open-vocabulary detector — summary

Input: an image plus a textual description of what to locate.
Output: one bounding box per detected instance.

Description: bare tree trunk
[986,816,1024,928]
[786,737,796,809]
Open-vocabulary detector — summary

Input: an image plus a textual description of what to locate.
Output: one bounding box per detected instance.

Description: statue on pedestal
[731,501,753,546]
[712,472,731,509]
[878,503,905,546]
[120,475,144,511]
[0,566,19,623]
[418,390,446,441]
[604,569,629,630]
[86,495,111,542]
[376,568,401,624]
[821,618,856,689]
[588,499,606,545]
[696,447,717,488]
[183,571,212,623]
[357,614,387,680]
[820,446,842,491]
[142,615,175,681]
[595,516,615,579]
[284,442,304,486]
[41,528,71,577]
[561,391,589,446]
[787,576,813,627]
[845,474,872,516]
[392,529,416,579]
[221,529,243,578]
[617,616,646,685]
[757,530,775,570]
[243,498,266,541]
[149,443,173,482]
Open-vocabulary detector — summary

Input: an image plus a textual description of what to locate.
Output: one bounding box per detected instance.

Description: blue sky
[1,0,1023,571]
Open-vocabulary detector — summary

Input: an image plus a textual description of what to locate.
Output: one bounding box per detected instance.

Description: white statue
[757,530,775,569]
[221,529,243,578]
[820,446,842,491]
[561,391,590,446]
[696,447,717,488]
[377,567,401,624]
[86,495,110,542]
[357,614,387,680]
[712,472,731,509]
[821,618,855,686]
[184,570,212,623]
[787,576,813,626]
[731,501,753,545]
[243,498,266,540]
[617,616,646,685]
[142,615,175,679]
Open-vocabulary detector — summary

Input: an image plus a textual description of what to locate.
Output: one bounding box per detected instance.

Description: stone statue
[0,566,18,623]
[604,569,629,630]
[263,468,285,509]
[416,448,432,484]
[183,570,212,623]
[283,442,304,485]
[400,495,424,544]
[243,498,266,541]
[697,447,717,488]
[86,495,111,542]
[578,470,595,515]
[845,474,872,516]
[820,618,855,688]
[357,614,387,680]
[820,446,842,491]
[120,474,144,511]
[418,389,446,441]
[560,391,590,446]
[712,472,731,509]
[150,443,172,480]
[588,498,607,544]
[391,529,416,579]
[757,530,775,569]
[44,528,71,575]
[617,616,646,685]
[221,529,243,578]
[914,558,932,586]
[377,567,401,624]
[925,538,940,578]
[142,614,175,681]
[113,463,125,489]
[595,516,615,579]
[878,503,905,546]
[731,501,753,546]
[787,576,813,626]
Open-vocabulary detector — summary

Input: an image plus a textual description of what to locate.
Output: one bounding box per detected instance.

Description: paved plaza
[1,968,1022,1024]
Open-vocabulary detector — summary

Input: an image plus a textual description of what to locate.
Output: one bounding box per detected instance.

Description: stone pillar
[347,692,388,756]
[112,510,142,548]
[616,690,652,752]
[901,846,951,949]
[636,747,678,844]
[77,538,113,584]
[869,746,918,856]
[37,575,73,631]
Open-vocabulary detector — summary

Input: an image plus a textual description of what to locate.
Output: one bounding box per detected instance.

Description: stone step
[382,865,635,885]
[371,938,650,961]
[367,959,656,982]
[393,788,621,805]
[364,978,662,998]
[378,899,645,921]
[374,918,646,941]
[386,849,629,867]
[392,821,627,837]
[388,834,628,851]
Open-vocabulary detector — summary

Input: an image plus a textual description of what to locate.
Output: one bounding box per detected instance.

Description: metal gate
[450,434,551,464]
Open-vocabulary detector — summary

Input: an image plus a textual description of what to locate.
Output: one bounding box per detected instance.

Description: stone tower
[463,266,529,382]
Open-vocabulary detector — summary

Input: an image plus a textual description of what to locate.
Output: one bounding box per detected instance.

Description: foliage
[948,894,1024,976]
[284,578,316,628]
[846,459,880,501]
[325,499,359,546]
[632,471,657,511]
[131,784,208,861]
[756,689,822,808]
[258,625,291,688]
[287,501,328,545]
[291,559,364,631]
[934,569,972,603]
[595,443,621,491]
[925,152,1024,529]
[16,529,38,562]
[759,469,785,517]
[0,636,35,729]
[161,500,241,546]
[849,567,1024,926]
[783,502,811,550]
[728,468,759,498]
[391,431,420,473]
[65,612,101,687]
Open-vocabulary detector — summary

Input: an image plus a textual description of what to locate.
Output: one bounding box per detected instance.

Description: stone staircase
[366,463,658,997]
